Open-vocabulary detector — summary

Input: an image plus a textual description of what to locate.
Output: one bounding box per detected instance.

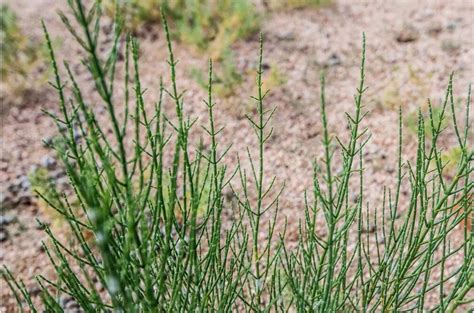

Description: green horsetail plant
[230,33,286,311]
[2,0,473,312]
[280,42,473,312]
[3,1,251,311]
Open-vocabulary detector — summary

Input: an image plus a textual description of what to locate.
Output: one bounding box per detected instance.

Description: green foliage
[27,167,64,222]
[268,0,331,10]
[191,48,243,97]
[103,0,161,30]
[1,5,22,77]
[3,1,473,312]
[262,63,287,91]
[441,146,463,176]
[28,167,56,203]
[0,4,47,106]
[404,104,449,137]
[376,65,431,112]
[105,0,259,57]
[106,0,258,97]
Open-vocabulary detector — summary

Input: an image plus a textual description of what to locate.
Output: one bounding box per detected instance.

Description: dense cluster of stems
[3,1,472,312]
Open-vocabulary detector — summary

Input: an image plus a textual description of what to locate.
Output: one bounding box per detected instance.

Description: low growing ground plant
[266,0,331,10]
[3,0,473,312]
[0,4,48,109]
[28,167,63,220]
[104,0,259,57]
[404,105,449,138]
[191,48,244,97]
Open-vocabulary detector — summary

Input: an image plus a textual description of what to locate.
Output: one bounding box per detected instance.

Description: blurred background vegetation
[0,4,49,111]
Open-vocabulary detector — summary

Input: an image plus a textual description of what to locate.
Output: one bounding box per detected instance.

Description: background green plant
[104,0,259,57]
[104,0,259,97]
[404,105,449,137]
[3,1,473,312]
[28,167,62,216]
[0,4,48,108]
[267,0,331,10]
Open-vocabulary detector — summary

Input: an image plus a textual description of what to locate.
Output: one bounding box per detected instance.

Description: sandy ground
[1,0,473,311]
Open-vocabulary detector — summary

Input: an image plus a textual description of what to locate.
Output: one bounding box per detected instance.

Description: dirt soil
[1,0,473,311]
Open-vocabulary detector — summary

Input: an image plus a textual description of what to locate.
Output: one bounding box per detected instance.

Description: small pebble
[325,53,342,67]
[0,215,16,226]
[426,21,442,36]
[275,30,296,41]
[40,155,57,170]
[376,236,386,245]
[0,162,8,171]
[1,194,16,210]
[441,39,461,54]
[0,229,9,242]
[362,224,377,233]
[446,20,458,31]
[396,23,419,43]
[29,286,42,297]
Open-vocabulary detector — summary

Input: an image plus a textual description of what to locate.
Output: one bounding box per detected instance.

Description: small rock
[362,223,376,233]
[18,193,33,206]
[2,175,33,209]
[325,53,342,67]
[73,129,82,142]
[0,192,11,210]
[295,41,309,52]
[52,170,67,180]
[29,286,42,297]
[0,148,10,162]
[97,105,106,115]
[396,23,420,43]
[0,162,8,171]
[0,229,9,242]
[446,20,458,31]
[224,189,235,202]
[441,39,461,54]
[56,176,69,189]
[41,155,57,170]
[426,21,442,36]
[0,215,16,226]
[305,127,319,139]
[377,236,386,245]
[275,30,296,41]
[60,296,79,310]
[8,175,30,193]
[38,243,46,253]
[20,176,31,191]
[384,165,395,174]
